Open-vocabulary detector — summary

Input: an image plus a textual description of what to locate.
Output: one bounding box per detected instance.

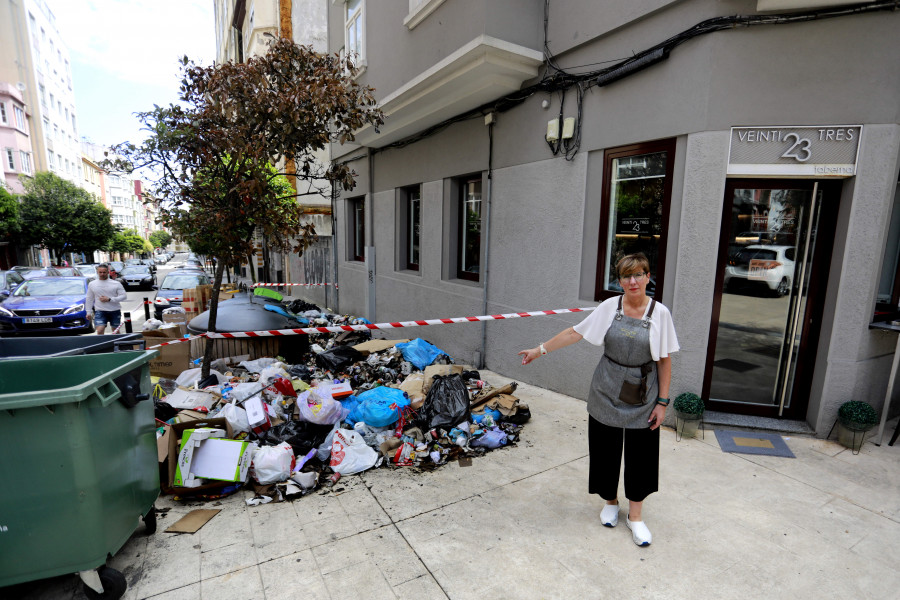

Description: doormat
[714,429,795,458]
[712,358,760,373]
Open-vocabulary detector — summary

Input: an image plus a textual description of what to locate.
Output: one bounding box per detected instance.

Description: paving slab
[3,370,899,600]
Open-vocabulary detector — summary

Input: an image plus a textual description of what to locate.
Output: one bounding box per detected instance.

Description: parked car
[75,265,98,282]
[154,253,168,265]
[18,267,63,280]
[153,271,211,319]
[119,265,158,290]
[723,244,796,296]
[0,277,92,335]
[178,259,205,271]
[55,267,85,278]
[0,270,25,299]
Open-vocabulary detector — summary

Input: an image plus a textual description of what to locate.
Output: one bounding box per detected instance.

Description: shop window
[595,138,675,300]
[876,178,900,312]
[458,177,483,281]
[349,196,365,262]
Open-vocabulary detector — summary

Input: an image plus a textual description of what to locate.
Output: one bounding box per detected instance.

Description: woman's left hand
[648,403,666,430]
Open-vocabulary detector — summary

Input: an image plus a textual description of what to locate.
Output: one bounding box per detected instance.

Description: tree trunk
[200,259,227,379]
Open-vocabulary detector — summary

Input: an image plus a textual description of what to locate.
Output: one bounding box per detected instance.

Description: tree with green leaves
[0,186,20,240]
[107,37,383,377]
[107,228,147,256]
[18,172,115,262]
[149,230,172,250]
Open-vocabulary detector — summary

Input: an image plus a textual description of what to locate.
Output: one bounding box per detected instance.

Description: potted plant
[836,400,878,454]
[673,392,705,440]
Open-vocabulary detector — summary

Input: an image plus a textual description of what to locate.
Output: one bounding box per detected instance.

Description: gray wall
[328,0,900,432]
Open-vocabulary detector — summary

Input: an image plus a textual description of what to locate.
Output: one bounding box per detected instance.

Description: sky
[48,0,217,149]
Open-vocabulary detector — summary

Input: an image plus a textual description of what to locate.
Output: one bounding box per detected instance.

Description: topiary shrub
[673,392,705,416]
[837,400,878,431]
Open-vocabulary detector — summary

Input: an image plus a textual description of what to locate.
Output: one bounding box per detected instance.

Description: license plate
[24,317,53,323]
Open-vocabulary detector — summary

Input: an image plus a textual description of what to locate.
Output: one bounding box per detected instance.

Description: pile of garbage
[152,299,530,504]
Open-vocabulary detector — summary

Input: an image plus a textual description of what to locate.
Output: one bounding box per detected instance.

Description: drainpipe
[479,114,496,369]
[365,147,376,322]
[330,182,339,312]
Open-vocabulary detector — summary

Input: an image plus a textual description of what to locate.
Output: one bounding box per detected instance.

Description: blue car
[0,277,92,335]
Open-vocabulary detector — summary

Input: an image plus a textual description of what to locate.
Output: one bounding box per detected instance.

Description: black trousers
[588,415,659,502]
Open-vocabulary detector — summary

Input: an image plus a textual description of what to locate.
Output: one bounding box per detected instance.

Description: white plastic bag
[238,357,281,373]
[258,364,290,385]
[252,442,296,484]
[296,390,348,425]
[175,368,227,388]
[142,318,163,331]
[329,429,381,475]
[231,382,265,403]
[316,424,340,462]
[221,402,250,433]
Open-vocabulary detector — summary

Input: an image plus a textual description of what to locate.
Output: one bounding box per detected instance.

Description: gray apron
[586,299,658,429]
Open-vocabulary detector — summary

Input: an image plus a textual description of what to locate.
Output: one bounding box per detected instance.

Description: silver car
[724,244,796,297]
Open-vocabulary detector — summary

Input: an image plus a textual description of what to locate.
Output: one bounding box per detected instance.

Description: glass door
[704,180,837,418]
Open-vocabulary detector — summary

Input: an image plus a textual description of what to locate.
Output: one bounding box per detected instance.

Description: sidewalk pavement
[9,372,900,600]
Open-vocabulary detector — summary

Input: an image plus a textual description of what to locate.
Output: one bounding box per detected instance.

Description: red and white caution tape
[143,307,594,350]
[252,282,336,288]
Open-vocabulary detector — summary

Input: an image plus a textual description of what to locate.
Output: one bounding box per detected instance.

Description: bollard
[123,311,133,333]
[143,297,150,321]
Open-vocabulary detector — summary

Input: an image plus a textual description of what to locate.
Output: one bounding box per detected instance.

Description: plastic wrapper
[221,402,250,433]
[419,374,471,430]
[238,357,281,373]
[142,318,164,331]
[175,368,228,388]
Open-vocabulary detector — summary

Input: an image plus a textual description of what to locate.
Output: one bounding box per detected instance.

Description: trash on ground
[164,509,221,534]
[151,295,531,509]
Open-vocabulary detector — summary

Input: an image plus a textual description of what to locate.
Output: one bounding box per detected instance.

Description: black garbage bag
[288,364,313,380]
[266,420,335,455]
[419,374,471,430]
[287,299,321,313]
[316,345,363,371]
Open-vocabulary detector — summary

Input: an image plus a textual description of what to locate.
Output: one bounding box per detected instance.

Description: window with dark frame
[458,177,482,281]
[406,186,421,270]
[350,196,365,262]
[876,178,900,312]
[595,138,676,301]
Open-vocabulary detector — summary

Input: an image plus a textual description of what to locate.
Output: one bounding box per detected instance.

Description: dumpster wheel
[81,566,127,600]
[143,506,157,534]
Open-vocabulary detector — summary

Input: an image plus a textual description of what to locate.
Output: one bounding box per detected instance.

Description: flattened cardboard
[352,338,410,355]
[165,509,221,534]
[143,331,191,379]
[157,426,171,463]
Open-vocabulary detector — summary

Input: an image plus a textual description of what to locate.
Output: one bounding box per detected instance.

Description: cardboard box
[175,429,253,486]
[162,311,187,325]
[164,418,240,495]
[352,338,410,356]
[143,329,191,378]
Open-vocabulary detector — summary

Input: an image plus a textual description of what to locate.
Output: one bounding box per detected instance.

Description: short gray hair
[98,262,110,270]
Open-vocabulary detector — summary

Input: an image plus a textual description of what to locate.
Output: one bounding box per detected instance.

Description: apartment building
[0,82,34,193]
[325,0,900,435]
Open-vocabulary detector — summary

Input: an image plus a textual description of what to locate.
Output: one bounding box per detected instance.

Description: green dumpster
[0,350,159,598]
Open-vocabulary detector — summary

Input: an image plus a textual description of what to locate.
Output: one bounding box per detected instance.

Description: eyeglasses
[619,272,648,282]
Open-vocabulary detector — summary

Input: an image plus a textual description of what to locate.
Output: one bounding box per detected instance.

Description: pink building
[0,82,34,194]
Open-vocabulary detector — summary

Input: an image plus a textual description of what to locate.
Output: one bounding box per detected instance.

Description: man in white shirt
[86,263,128,334]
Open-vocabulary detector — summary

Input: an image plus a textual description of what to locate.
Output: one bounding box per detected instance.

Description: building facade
[0,82,34,193]
[0,0,82,186]
[326,0,900,435]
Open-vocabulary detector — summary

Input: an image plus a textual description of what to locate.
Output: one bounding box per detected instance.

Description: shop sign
[618,217,650,234]
[727,125,861,177]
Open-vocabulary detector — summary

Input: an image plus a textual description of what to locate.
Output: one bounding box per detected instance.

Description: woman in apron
[519,253,679,546]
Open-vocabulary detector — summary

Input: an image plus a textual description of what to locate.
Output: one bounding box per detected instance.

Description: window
[398,185,422,271]
[404,0,447,29]
[876,177,900,310]
[458,177,482,281]
[349,196,365,262]
[5,149,15,171]
[39,84,46,107]
[20,151,31,174]
[344,0,365,66]
[595,138,676,300]
[13,106,26,130]
[48,151,55,168]
[0,102,7,125]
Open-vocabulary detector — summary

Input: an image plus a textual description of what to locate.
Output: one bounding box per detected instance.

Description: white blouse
[573,296,680,361]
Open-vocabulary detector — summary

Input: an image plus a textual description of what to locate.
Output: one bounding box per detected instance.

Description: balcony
[352,35,543,148]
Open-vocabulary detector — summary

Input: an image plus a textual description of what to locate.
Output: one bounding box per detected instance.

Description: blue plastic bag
[396,338,447,370]
[346,387,410,427]
[471,427,508,449]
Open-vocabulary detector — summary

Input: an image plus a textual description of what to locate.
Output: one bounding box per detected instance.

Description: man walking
[86,263,127,334]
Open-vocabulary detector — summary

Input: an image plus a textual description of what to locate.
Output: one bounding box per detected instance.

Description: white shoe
[626,516,652,546]
[600,503,619,527]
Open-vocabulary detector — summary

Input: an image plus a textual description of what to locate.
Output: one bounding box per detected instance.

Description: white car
[724,244,795,296]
